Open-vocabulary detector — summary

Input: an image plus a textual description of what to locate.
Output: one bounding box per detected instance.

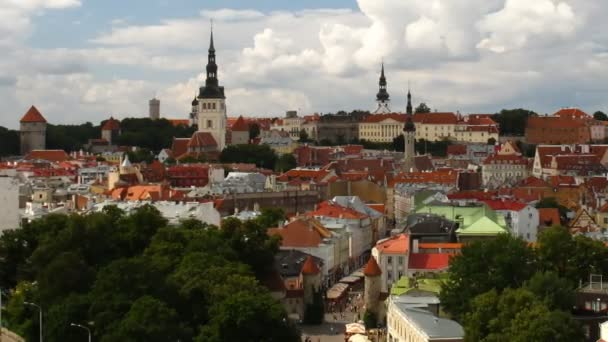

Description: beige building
[359,113,406,142]
[481,141,529,188]
[413,113,499,143]
[387,297,464,342]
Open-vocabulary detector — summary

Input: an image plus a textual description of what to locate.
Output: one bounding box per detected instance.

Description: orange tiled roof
[231,116,249,131]
[188,132,217,148]
[363,257,382,276]
[25,150,69,162]
[101,117,120,130]
[171,138,190,158]
[483,154,527,165]
[168,119,190,127]
[376,234,409,254]
[268,218,331,248]
[301,255,321,275]
[554,108,589,119]
[308,201,368,219]
[20,106,47,123]
[390,170,458,187]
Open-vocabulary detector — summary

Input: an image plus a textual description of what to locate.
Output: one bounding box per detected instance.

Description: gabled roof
[24,150,69,162]
[483,154,528,165]
[188,132,217,148]
[554,108,589,119]
[308,201,368,219]
[101,117,120,131]
[301,255,321,275]
[363,257,382,277]
[20,106,47,123]
[538,208,560,226]
[231,116,249,131]
[171,138,190,158]
[267,218,331,248]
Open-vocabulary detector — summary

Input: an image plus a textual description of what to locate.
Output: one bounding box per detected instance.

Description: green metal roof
[414,203,507,236]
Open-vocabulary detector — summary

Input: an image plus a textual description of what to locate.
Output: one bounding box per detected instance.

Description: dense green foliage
[47,123,100,152]
[363,310,377,329]
[116,118,196,152]
[442,228,608,340]
[464,288,583,342]
[414,103,431,113]
[275,153,297,172]
[0,207,299,342]
[0,126,20,156]
[220,144,278,170]
[392,135,452,156]
[249,123,260,140]
[594,111,608,121]
[492,108,536,136]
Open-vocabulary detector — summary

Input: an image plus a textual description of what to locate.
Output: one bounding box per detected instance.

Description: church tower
[402,114,417,172]
[197,25,227,150]
[374,63,391,114]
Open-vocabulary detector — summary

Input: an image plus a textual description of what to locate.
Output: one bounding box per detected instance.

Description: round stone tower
[301,255,321,305]
[19,106,47,156]
[363,256,382,315]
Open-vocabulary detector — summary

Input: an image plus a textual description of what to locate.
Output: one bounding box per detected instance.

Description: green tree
[524,271,574,311]
[487,137,497,145]
[363,310,377,329]
[275,153,296,172]
[0,126,19,156]
[440,234,536,320]
[127,148,154,164]
[492,109,536,136]
[299,129,309,142]
[594,111,608,121]
[414,103,431,113]
[249,123,260,140]
[255,208,286,228]
[220,144,278,170]
[464,288,583,342]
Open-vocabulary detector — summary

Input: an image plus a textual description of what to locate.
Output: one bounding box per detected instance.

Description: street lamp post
[70,323,91,342]
[24,301,42,342]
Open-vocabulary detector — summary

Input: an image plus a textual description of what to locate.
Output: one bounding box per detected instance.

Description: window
[604,217,608,224]
[202,103,207,109]
[398,256,403,265]
[207,120,212,128]
[212,103,216,110]
[387,256,392,264]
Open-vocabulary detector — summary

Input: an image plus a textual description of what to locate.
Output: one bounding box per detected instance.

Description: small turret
[364,256,382,317]
[301,256,321,305]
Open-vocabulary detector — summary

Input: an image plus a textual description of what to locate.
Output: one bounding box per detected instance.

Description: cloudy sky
[1,0,608,129]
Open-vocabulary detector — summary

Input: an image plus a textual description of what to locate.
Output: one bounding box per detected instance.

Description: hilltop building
[20,106,47,155]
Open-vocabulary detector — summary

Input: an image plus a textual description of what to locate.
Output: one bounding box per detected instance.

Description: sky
[2,0,608,129]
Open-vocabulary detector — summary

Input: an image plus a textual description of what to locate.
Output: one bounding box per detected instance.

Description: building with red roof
[526,109,604,144]
[24,150,70,162]
[482,199,538,242]
[358,113,406,142]
[230,116,250,145]
[372,234,409,292]
[538,208,561,229]
[20,106,47,155]
[532,144,608,178]
[407,253,451,272]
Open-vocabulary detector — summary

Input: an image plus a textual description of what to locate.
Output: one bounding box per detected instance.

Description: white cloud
[3,0,608,131]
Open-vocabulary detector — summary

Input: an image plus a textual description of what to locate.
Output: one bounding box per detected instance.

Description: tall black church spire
[376,62,390,102]
[199,23,225,99]
[406,86,413,115]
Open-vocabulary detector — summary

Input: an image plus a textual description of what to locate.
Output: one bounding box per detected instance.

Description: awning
[326,282,349,300]
[339,276,361,284]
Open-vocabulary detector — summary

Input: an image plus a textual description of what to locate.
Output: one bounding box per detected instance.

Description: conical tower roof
[20,106,47,123]
[301,255,320,275]
[363,256,382,277]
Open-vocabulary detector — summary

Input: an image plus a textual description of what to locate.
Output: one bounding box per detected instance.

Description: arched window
[212,103,216,110]
[202,103,207,109]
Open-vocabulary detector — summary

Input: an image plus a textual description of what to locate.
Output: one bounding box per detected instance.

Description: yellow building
[359,113,406,142]
[413,113,499,143]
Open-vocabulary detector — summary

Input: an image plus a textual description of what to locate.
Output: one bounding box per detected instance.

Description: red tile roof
[188,132,217,148]
[362,113,406,123]
[390,170,458,187]
[554,108,589,119]
[24,150,69,162]
[171,138,190,158]
[376,234,409,254]
[538,208,560,226]
[301,255,321,275]
[408,253,451,270]
[413,112,458,125]
[363,257,382,277]
[308,201,368,219]
[483,154,528,165]
[482,199,527,211]
[168,119,190,127]
[519,176,549,187]
[268,218,331,248]
[447,145,467,155]
[101,117,120,130]
[20,106,47,123]
[448,190,498,201]
[231,116,249,132]
[277,169,332,183]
